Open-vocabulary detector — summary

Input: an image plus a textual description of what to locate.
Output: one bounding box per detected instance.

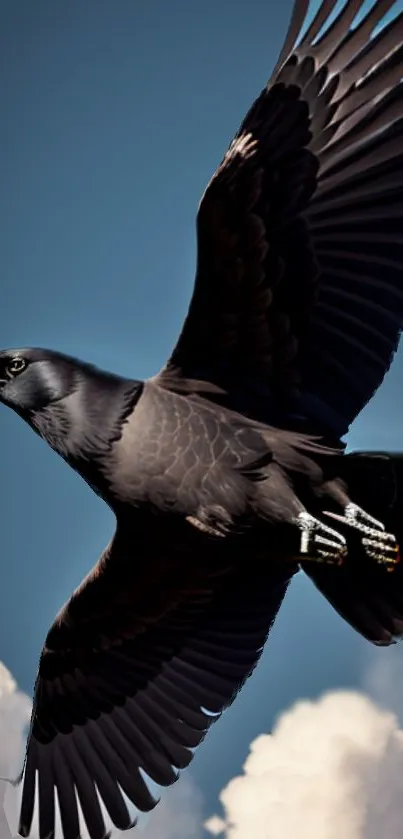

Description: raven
[2,0,403,837]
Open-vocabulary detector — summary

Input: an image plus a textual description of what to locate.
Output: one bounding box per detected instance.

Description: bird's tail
[303,451,403,646]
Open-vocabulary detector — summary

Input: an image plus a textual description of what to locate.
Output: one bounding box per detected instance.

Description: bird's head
[0,346,141,471]
[0,348,76,416]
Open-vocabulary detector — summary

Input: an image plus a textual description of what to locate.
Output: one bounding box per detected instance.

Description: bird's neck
[30,364,143,480]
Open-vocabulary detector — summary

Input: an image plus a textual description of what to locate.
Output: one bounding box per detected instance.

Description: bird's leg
[296,511,347,565]
[323,503,400,571]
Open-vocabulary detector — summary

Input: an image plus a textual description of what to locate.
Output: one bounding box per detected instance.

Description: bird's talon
[361,537,400,571]
[324,503,386,536]
[345,503,385,531]
[324,504,400,571]
[296,511,347,565]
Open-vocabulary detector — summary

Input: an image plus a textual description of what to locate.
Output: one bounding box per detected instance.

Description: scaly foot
[296,511,347,565]
[323,503,399,572]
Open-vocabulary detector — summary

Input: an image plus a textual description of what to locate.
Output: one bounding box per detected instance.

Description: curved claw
[324,504,387,536]
[323,504,400,571]
[361,536,400,572]
[297,511,347,565]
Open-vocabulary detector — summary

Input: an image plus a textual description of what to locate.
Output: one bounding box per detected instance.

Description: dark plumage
[2,1,403,837]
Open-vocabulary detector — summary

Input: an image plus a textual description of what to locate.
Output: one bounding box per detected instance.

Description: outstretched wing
[158,0,403,438]
[18,524,294,839]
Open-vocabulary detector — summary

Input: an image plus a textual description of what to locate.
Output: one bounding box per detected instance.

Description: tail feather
[304,451,403,645]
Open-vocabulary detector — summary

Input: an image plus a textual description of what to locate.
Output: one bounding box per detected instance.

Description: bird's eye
[6,358,26,377]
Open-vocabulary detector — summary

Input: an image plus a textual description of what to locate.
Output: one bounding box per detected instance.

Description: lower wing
[18,530,296,839]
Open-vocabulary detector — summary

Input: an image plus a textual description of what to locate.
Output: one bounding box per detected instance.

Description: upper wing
[158,0,403,437]
[18,524,294,839]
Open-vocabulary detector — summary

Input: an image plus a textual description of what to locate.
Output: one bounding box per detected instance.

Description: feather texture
[158,0,403,437]
[19,540,294,839]
[5,4,403,838]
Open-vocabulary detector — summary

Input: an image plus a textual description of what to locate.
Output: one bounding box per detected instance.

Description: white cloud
[205,691,403,839]
[205,814,227,836]
[0,661,32,839]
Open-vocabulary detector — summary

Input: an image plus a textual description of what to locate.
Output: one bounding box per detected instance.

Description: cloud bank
[205,690,403,839]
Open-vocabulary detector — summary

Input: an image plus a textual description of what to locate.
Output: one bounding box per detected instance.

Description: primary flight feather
[2,1,403,837]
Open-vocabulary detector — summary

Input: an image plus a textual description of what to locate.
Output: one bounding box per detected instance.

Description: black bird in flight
[2,0,403,837]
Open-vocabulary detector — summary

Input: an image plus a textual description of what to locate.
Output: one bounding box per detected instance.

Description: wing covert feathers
[160,0,403,436]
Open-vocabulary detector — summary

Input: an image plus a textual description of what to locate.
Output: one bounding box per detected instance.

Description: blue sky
[1,0,403,835]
